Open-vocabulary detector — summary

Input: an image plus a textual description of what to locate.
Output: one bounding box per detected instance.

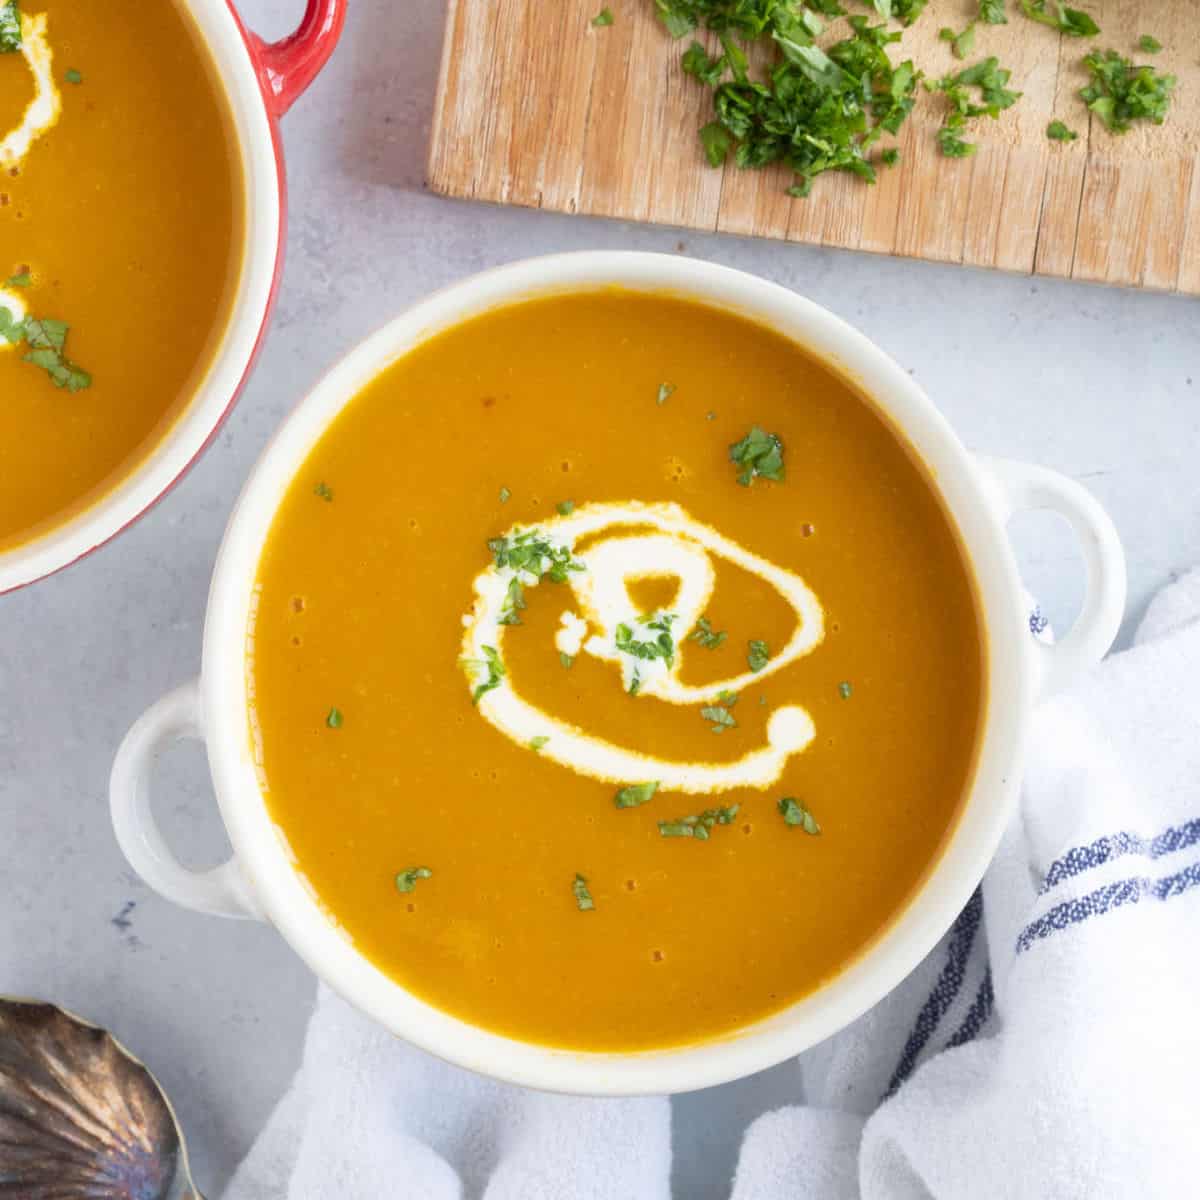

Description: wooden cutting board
[428,1,1199,294]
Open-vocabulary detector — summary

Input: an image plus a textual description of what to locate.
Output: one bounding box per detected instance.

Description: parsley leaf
[778,796,821,834]
[559,651,575,669]
[5,271,30,288]
[65,67,82,84]
[0,305,22,345]
[688,616,727,649]
[881,147,900,166]
[1,310,92,392]
[615,780,660,808]
[592,7,614,26]
[699,120,735,166]
[461,644,505,703]
[498,576,527,626]
[573,873,595,911]
[658,803,740,839]
[980,0,1007,23]
[0,0,20,53]
[616,613,677,669]
[1019,1,1099,37]
[326,706,343,729]
[1046,119,1077,141]
[529,735,550,751]
[657,382,677,405]
[395,866,432,893]
[314,481,333,501]
[1137,34,1162,55]
[838,680,854,699]
[499,485,512,503]
[729,426,784,486]
[747,639,771,672]
[556,499,575,516]
[890,0,927,23]
[655,0,696,39]
[1080,48,1175,132]
[939,23,976,60]
[700,701,738,732]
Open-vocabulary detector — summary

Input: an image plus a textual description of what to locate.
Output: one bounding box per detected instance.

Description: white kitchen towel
[226,574,1200,1200]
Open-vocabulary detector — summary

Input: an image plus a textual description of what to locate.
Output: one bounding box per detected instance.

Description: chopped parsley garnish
[395,866,432,893]
[314,481,333,501]
[700,699,738,732]
[658,804,740,839]
[65,68,82,84]
[657,382,676,405]
[932,57,1021,158]
[556,499,575,516]
[778,796,821,835]
[688,616,727,649]
[979,0,1007,23]
[487,529,584,583]
[838,680,853,699]
[529,735,550,752]
[1019,1,1099,37]
[616,613,677,670]
[592,7,614,27]
[615,780,660,808]
[939,23,975,60]
[573,873,595,911]
[1080,49,1175,132]
[747,639,771,672]
[0,307,93,393]
[1137,34,1162,55]
[0,1,20,53]
[729,427,784,486]
[657,3,922,197]
[881,147,900,166]
[887,0,928,22]
[559,651,575,669]
[499,485,512,503]
[326,706,343,729]
[461,644,505,703]
[5,271,30,288]
[1046,119,1077,141]
[498,576,527,626]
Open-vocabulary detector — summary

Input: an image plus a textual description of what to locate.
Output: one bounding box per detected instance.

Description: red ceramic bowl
[0,0,346,594]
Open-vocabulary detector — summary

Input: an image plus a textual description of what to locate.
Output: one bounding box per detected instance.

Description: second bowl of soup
[110,253,1125,1093]
[0,0,345,592]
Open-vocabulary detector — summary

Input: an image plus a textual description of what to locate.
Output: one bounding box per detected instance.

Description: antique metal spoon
[0,997,202,1199]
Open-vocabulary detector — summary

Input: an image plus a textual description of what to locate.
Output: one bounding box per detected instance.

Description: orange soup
[250,291,985,1051]
[0,0,241,551]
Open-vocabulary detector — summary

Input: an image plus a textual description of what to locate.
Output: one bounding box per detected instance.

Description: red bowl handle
[242,0,347,119]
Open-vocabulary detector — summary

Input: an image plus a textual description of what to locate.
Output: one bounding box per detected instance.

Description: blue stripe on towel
[1040,818,1200,895]
[1016,858,1200,954]
[883,886,984,1101]
[944,967,994,1051]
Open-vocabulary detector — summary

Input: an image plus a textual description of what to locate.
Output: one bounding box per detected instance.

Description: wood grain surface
[428,1,1198,294]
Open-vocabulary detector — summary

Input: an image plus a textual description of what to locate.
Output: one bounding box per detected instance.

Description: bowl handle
[979,455,1127,699]
[242,0,348,119]
[110,681,264,921]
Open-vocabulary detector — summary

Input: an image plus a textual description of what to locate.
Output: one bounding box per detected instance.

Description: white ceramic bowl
[0,0,345,595]
[110,253,1126,1095]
